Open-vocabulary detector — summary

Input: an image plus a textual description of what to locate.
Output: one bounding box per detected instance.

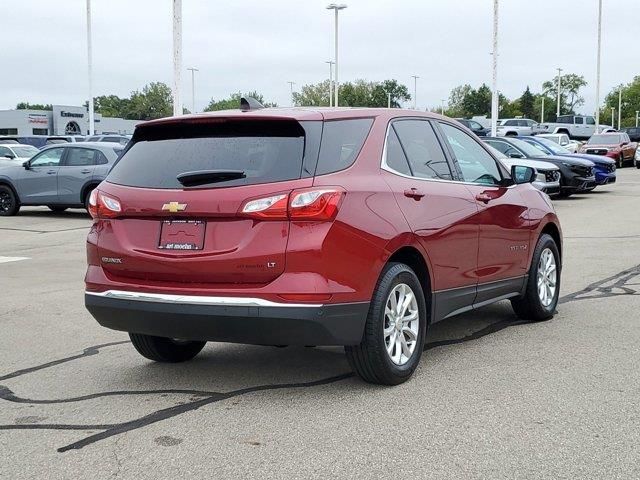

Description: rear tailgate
[96,116,321,286]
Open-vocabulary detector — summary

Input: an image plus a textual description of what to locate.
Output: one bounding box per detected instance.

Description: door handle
[475,193,492,204]
[404,188,425,200]
[80,169,92,174]
[46,170,56,175]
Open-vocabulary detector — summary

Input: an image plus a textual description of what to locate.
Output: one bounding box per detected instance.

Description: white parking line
[0,256,30,264]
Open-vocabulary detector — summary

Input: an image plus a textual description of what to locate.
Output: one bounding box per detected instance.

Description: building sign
[60,111,84,118]
[28,114,49,125]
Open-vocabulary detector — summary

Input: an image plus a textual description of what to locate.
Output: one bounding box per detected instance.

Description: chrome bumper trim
[85,290,323,308]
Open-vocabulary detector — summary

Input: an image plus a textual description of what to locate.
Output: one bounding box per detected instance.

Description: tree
[542,73,587,115]
[519,87,535,119]
[126,82,173,120]
[447,84,473,117]
[204,91,276,111]
[89,95,131,118]
[293,79,410,108]
[16,102,52,110]
[602,76,640,128]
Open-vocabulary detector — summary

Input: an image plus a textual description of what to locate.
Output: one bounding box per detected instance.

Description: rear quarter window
[315,119,373,176]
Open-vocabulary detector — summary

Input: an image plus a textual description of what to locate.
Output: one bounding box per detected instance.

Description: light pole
[556,67,563,118]
[411,75,419,109]
[440,99,446,115]
[387,92,391,108]
[595,0,603,131]
[490,0,499,137]
[611,107,615,129]
[540,89,551,123]
[325,60,334,106]
[636,110,639,127]
[172,0,182,116]
[187,67,198,114]
[618,86,622,129]
[86,0,94,135]
[288,81,296,107]
[326,4,347,107]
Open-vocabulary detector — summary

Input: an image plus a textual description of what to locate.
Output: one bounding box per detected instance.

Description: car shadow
[15,208,89,219]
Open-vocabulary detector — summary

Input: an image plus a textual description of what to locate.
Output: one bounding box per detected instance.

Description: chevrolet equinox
[85,102,562,385]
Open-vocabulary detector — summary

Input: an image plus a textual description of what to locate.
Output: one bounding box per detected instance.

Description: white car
[496,118,539,137]
[536,133,581,153]
[0,143,40,163]
[484,144,560,196]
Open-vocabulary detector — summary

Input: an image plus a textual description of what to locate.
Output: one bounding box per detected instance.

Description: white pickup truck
[536,115,610,140]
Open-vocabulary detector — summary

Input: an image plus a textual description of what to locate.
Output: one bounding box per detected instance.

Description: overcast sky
[2,0,638,116]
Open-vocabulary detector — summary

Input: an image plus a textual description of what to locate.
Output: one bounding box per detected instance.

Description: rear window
[107,120,316,189]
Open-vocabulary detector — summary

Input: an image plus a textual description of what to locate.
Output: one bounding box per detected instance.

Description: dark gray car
[0,142,123,215]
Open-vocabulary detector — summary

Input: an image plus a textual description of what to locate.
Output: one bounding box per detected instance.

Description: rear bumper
[85,291,369,346]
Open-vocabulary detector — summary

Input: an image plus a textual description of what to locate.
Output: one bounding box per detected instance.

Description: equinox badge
[162,202,187,213]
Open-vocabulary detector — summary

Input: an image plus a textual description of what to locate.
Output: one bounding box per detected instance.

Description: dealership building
[0,105,141,136]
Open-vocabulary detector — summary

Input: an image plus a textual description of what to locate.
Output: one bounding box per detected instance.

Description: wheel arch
[385,244,433,323]
[81,181,100,205]
[0,178,20,202]
[540,221,562,261]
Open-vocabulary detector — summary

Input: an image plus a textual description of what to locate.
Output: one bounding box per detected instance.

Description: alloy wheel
[537,248,557,307]
[384,283,420,366]
[0,190,13,213]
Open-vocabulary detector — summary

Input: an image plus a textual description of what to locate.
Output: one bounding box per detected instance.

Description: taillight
[289,187,345,221]
[88,189,122,219]
[241,193,289,220]
[239,187,345,222]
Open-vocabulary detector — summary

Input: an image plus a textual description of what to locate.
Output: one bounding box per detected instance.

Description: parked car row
[0,134,130,149]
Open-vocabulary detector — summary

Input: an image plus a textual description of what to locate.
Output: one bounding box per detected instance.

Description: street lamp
[618,86,622,130]
[326,4,347,107]
[490,0,499,137]
[172,0,182,116]
[325,60,334,106]
[86,0,94,135]
[611,107,615,129]
[386,91,392,108]
[540,89,551,123]
[187,67,198,114]
[595,0,603,131]
[440,99,446,115]
[288,81,296,107]
[556,67,563,118]
[411,75,419,109]
[636,110,639,128]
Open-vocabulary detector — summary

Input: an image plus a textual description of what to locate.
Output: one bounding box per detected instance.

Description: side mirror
[511,165,536,184]
[621,141,628,145]
[4,153,15,159]
[508,152,524,158]
[22,160,30,170]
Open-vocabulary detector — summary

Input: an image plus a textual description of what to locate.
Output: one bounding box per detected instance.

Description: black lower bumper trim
[85,294,369,346]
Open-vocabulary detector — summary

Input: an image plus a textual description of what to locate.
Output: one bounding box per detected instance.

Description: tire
[511,234,561,321]
[129,333,206,363]
[345,262,427,385]
[48,206,68,212]
[506,132,517,137]
[0,184,20,216]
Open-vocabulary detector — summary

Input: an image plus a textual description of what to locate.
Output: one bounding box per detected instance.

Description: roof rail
[240,97,265,112]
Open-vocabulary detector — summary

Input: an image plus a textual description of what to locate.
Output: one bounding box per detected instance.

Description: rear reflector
[239,187,345,221]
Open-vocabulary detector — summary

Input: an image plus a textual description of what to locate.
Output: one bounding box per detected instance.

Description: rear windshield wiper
[176,169,246,187]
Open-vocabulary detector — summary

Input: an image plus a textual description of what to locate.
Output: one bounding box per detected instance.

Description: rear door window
[315,119,373,175]
[392,120,452,180]
[64,148,96,166]
[385,128,412,176]
[107,120,315,189]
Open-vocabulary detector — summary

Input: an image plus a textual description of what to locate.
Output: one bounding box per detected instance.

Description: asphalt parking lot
[1,171,639,479]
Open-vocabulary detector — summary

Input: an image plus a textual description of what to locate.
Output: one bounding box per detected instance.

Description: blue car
[520,136,616,187]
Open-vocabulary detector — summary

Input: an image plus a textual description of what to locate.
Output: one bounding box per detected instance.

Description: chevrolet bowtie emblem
[162,202,187,213]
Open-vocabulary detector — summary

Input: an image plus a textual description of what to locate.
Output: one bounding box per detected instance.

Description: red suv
[85,104,562,385]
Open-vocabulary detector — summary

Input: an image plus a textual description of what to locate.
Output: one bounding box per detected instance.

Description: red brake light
[239,187,345,222]
[88,189,122,219]
[289,187,345,221]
